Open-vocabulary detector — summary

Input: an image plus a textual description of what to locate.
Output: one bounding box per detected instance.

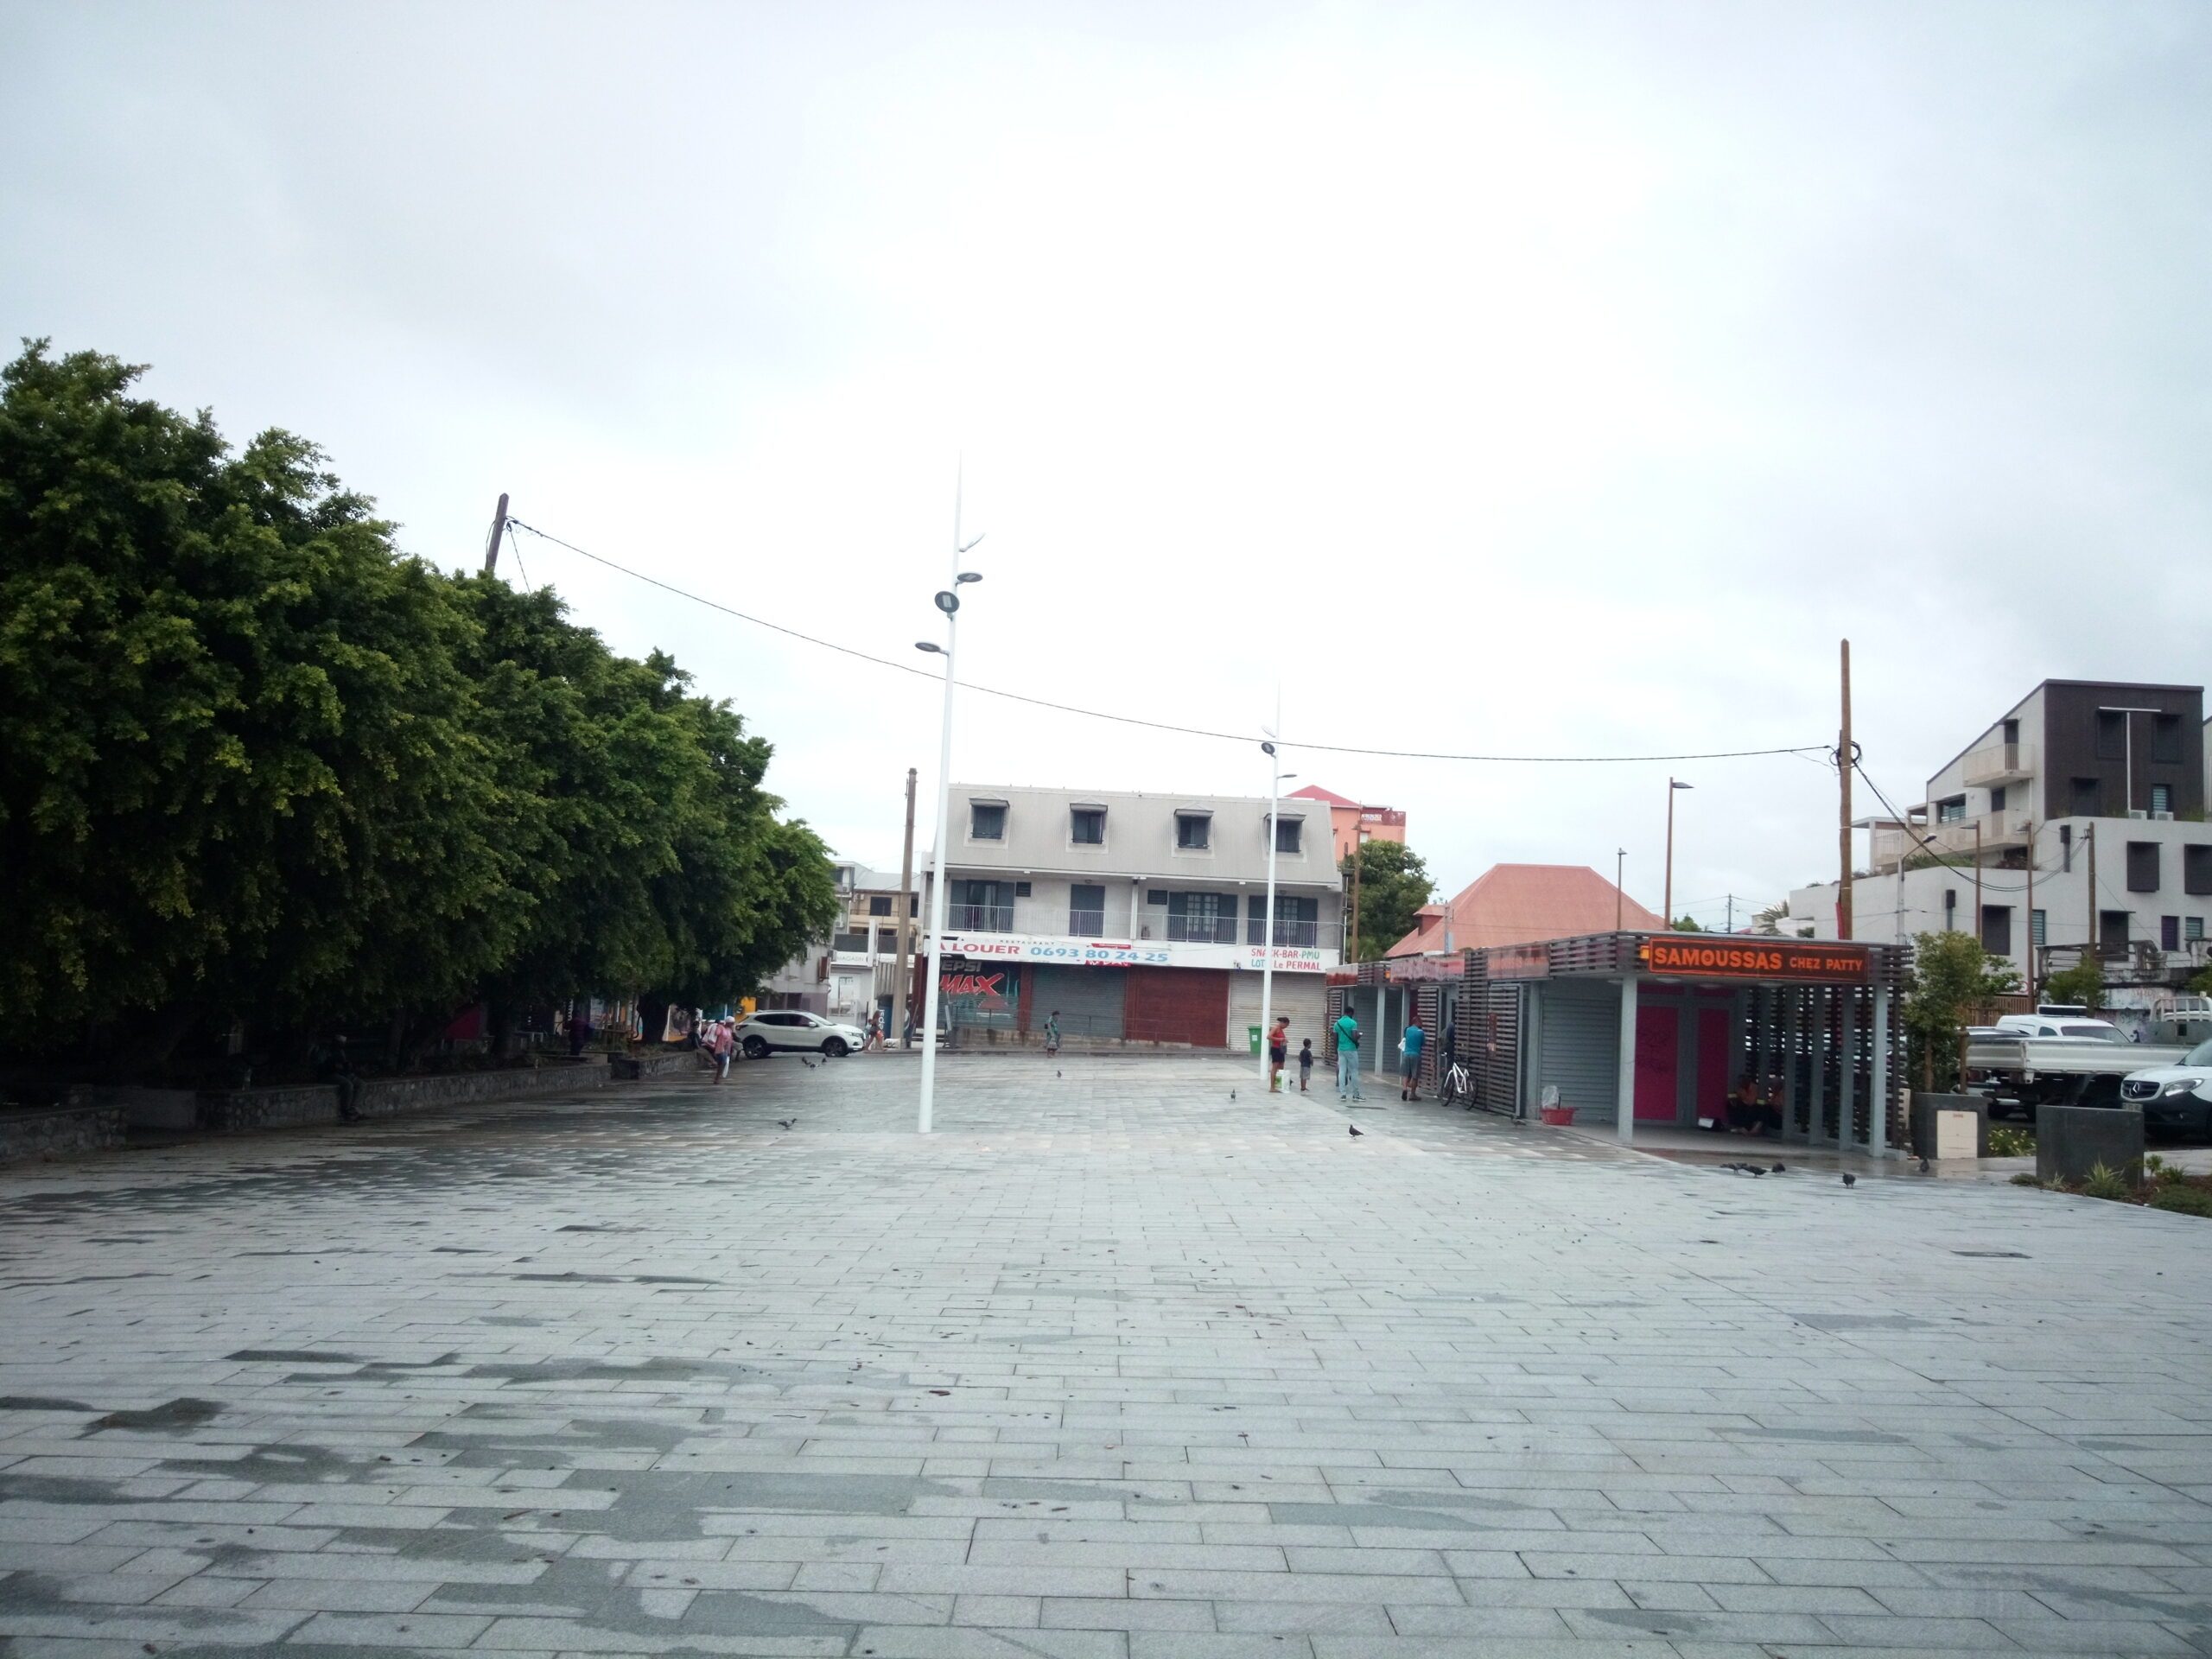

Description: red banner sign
[1638,938,1870,983]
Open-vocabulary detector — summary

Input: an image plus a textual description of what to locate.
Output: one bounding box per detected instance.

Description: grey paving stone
[6,1052,2212,1657]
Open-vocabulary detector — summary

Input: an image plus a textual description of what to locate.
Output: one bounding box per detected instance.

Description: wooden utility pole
[1973,822,1983,954]
[1615,848,1625,931]
[1838,639,1854,940]
[1348,827,1366,962]
[482,493,509,575]
[2085,822,2098,969]
[892,767,918,1047]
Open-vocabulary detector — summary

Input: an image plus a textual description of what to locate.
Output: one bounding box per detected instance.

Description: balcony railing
[1067,910,1106,937]
[948,904,1014,932]
[1245,918,1322,948]
[1961,741,2036,787]
[1870,810,2032,872]
[1165,916,1238,944]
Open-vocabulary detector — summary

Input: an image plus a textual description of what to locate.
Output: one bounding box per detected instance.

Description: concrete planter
[1911,1092,1991,1160]
[2037,1103,2145,1186]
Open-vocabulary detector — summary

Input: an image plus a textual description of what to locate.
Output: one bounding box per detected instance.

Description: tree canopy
[1342,840,1436,961]
[0,341,836,1064]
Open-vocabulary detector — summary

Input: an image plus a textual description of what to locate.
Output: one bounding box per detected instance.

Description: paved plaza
[6,1054,2212,1657]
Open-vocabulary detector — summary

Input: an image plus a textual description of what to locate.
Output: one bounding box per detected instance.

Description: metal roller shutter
[1029,964,1126,1040]
[1536,979,1620,1123]
[1126,968,1230,1046]
[1226,972,1328,1053]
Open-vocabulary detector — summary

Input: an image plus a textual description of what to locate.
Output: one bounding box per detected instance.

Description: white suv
[734,1010,867,1059]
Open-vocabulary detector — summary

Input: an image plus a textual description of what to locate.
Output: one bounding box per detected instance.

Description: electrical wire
[1852,760,2039,894]
[504,517,1834,766]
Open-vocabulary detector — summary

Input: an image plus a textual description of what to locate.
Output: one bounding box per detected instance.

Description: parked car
[2120,1038,2212,1139]
[734,1010,867,1059]
[1993,1014,2130,1043]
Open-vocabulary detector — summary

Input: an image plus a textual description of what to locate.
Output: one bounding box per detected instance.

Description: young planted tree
[1903,929,2022,1093]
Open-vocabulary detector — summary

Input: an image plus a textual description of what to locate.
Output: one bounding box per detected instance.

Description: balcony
[1872,810,2033,872]
[1962,741,2036,787]
[1067,909,1106,937]
[1245,918,1322,948]
[1164,916,1239,944]
[948,904,1014,933]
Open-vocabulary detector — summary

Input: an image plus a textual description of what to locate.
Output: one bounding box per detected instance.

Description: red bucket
[1539,1105,1576,1127]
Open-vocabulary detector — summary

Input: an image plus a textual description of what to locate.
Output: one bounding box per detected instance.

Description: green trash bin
[1248,1025,1263,1055]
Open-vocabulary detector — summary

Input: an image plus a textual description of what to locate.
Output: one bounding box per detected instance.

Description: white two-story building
[919,784,1344,1050]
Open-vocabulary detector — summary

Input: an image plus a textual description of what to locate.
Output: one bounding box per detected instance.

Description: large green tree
[0,343,526,1053]
[452,577,837,1026]
[1,341,836,1071]
[1342,839,1436,960]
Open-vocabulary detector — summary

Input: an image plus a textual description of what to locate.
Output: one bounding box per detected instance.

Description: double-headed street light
[915,477,984,1135]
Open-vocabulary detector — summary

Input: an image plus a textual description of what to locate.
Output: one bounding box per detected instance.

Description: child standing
[1297,1039,1314,1092]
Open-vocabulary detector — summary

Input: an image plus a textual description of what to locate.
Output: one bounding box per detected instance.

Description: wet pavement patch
[86,1396,223,1432]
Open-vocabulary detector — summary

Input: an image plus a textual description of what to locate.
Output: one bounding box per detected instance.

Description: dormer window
[1175,810,1211,851]
[969,802,1006,841]
[1270,815,1302,855]
[1071,806,1105,845]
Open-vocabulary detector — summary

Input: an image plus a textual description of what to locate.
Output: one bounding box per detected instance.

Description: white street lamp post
[1259,742,1292,1087]
[915,480,984,1136]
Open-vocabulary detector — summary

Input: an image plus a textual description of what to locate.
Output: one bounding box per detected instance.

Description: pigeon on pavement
[1841,1173,1857,1186]
[1348,1125,1363,1138]
[777,1119,795,1130]
[1770,1162,1786,1173]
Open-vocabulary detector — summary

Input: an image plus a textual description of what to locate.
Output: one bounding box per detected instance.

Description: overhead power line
[503,517,1833,766]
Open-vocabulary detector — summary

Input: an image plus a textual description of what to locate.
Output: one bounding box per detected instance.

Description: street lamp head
[956,571,983,584]
[1671,780,1695,791]
[1260,741,1275,756]
[914,641,943,654]
[933,590,959,613]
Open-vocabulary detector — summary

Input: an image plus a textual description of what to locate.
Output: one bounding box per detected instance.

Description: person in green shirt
[1332,1011,1363,1101]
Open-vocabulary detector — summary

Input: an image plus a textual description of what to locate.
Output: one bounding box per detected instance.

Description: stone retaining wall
[0,1105,126,1166]
[352,1058,612,1116]
[612,1051,709,1081]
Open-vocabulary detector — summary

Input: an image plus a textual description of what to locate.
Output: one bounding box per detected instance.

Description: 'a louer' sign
[935,933,1331,973]
[1638,937,1870,983]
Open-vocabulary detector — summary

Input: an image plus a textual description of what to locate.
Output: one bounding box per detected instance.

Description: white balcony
[1962,741,2036,787]
[1870,810,2032,872]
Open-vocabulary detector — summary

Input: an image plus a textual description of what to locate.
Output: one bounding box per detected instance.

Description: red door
[1635,1002,1679,1121]
[1695,1005,1732,1120]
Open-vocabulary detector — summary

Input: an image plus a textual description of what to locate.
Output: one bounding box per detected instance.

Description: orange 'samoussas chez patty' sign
[1638,938,1871,982]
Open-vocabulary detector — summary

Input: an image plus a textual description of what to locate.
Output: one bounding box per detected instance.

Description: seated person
[1725,1072,1783,1135]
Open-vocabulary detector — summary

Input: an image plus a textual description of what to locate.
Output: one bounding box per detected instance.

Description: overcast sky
[6,1,2209,927]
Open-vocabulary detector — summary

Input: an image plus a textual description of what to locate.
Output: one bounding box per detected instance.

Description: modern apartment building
[1789,680,2212,1014]
[920,784,1344,1048]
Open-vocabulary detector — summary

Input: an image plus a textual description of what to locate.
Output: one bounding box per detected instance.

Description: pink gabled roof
[1386,863,1665,957]
[1287,783,1363,809]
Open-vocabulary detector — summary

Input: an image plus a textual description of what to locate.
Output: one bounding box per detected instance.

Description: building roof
[1287,783,1363,809]
[1386,863,1665,956]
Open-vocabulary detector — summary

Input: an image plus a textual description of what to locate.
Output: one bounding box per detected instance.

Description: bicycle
[1440,1058,1473,1109]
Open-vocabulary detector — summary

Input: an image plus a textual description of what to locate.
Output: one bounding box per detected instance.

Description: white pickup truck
[1964,1015,2193,1118]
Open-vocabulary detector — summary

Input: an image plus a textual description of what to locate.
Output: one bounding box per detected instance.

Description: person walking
[1297,1038,1315,1093]
[1400,1014,1426,1102]
[865,1008,882,1052]
[709,1017,734,1084]
[1267,1014,1290,1093]
[1332,1008,1363,1102]
[1043,1011,1061,1058]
